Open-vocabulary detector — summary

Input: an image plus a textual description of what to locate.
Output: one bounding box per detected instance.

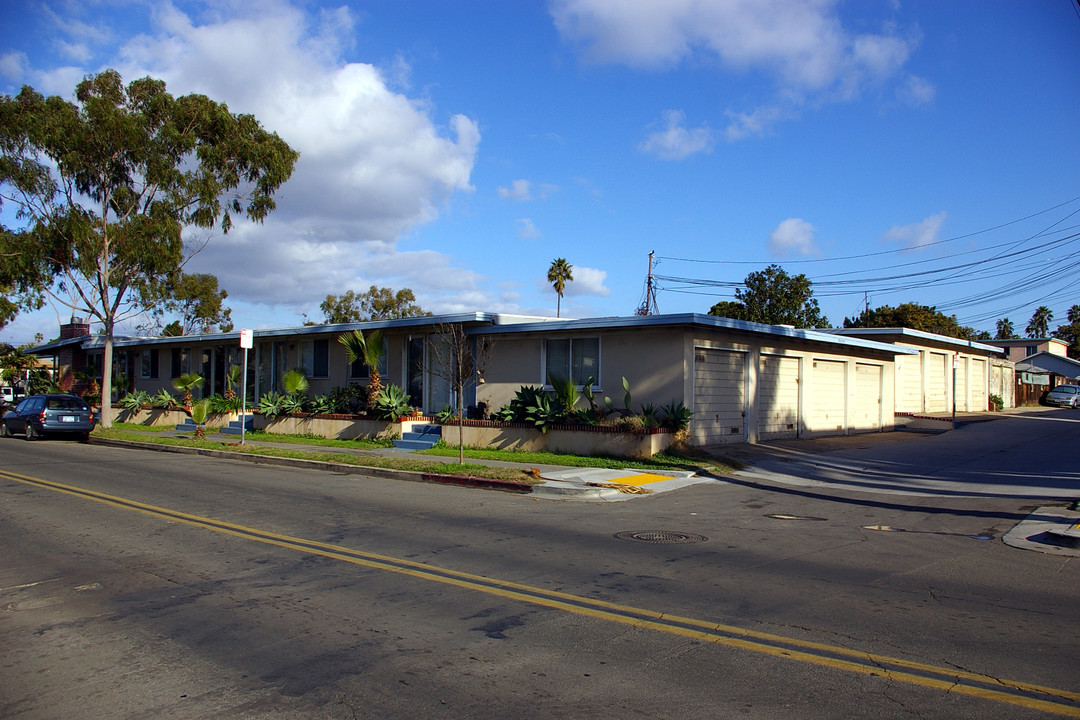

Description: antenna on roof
[636,251,658,316]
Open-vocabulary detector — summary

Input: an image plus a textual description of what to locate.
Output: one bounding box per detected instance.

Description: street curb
[90,437,535,494]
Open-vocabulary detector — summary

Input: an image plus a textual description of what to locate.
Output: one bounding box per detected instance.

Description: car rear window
[46,397,88,410]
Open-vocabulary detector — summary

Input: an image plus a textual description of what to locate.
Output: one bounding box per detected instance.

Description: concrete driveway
[726,408,1080,500]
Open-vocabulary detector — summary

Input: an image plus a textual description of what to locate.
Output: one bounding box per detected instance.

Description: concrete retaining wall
[444,423,675,459]
[254,414,395,440]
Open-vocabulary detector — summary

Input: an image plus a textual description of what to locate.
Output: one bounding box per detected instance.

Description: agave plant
[172,372,204,407]
[660,400,693,432]
[258,391,285,418]
[372,383,412,421]
[307,394,334,415]
[118,390,152,412]
[152,388,178,409]
[189,399,211,440]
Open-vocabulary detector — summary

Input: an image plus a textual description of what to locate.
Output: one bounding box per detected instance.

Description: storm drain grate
[614,530,708,544]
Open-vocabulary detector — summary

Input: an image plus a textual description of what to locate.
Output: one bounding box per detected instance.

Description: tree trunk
[100,326,114,428]
[457,380,464,464]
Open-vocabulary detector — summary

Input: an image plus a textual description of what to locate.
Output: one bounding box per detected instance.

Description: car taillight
[39,410,47,423]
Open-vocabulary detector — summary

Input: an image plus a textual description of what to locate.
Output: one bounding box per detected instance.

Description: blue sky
[2,0,1080,344]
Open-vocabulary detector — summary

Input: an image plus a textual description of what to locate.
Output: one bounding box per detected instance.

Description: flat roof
[829,327,1003,354]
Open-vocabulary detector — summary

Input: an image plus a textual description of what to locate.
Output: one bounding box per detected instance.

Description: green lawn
[418,442,732,473]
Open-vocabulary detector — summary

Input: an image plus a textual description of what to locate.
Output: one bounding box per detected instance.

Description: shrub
[258,391,285,418]
[327,384,369,414]
[119,390,151,411]
[373,384,412,421]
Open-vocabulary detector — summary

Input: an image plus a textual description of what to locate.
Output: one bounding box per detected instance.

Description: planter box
[446,422,675,459]
[113,407,195,427]
[255,413,395,440]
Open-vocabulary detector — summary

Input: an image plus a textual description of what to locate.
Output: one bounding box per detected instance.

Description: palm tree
[1026,306,1053,339]
[338,329,386,409]
[547,257,573,318]
[1068,305,1080,324]
[172,372,204,407]
[189,399,211,440]
[994,317,1015,340]
[224,364,243,401]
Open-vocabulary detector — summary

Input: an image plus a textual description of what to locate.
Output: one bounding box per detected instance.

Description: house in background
[984,337,1069,363]
[27,311,918,447]
[830,327,1010,412]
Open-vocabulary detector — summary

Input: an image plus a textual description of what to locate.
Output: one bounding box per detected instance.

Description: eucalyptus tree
[0,69,298,426]
[547,258,573,318]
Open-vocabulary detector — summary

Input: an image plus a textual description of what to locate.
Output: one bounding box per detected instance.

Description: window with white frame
[544,337,599,387]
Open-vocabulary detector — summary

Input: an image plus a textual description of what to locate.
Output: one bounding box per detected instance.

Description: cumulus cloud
[0,52,28,82]
[84,0,484,315]
[638,110,713,160]
[541,265,609,297]
[768,218,819,257]
[517,218,542,239]
[498,179,533,201]
[880,211,947,250]
[551,0,924,135]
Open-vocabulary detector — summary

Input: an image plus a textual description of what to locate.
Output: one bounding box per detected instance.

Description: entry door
[407,337,425,411]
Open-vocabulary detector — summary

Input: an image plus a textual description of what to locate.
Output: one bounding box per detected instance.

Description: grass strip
[94,428,537,484]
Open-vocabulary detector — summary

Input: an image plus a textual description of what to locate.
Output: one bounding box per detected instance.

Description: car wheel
[0,422,10,438]
[25,423,38,441]
[80,432,91,443]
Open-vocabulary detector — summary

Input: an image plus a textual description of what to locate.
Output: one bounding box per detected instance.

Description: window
[171,348,189,378]
[141,348,159,379]
[544,337,599,387]
[300,339,329,378]
[1025,345,1038,357]
[348,338,388,380]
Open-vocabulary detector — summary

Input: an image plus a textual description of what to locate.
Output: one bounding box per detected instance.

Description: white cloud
[880,211,947,250]
[517,218,541,239]
[551,0,922,135]
[768,218,819,257]
[899,74,936,105]
[85,0,482,316]
[639,110,713,160]
[558,266,610,297]
[498,179,533,201]
[0,52,28,82]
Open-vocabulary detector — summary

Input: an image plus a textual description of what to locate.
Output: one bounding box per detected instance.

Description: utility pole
[636,251,658,316]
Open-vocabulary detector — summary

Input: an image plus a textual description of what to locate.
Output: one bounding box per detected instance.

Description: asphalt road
[1,434,1078,719]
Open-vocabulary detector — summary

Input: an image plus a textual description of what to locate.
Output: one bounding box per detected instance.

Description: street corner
[1003,505,1080,557]
[530,467,710,502]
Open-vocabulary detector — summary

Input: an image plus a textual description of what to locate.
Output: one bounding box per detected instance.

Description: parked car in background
[0,394,96,441]
[1044,384,1080,408]
[1,386,25,404]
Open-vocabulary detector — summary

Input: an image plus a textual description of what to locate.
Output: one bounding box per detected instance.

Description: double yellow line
[5,468,1079,717]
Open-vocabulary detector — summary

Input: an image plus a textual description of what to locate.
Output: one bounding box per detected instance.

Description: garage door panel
[926,352,948,412]
[811,359,845,433]
[693,350,746,444]
[758,355,800,440]
[854,363,881,430]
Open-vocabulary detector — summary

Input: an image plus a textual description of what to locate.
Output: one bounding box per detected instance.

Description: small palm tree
[189,398,211,440]
[547,258,573,318]
[224,364,243,401]
[338,329,385,408]
[173,372,204,407]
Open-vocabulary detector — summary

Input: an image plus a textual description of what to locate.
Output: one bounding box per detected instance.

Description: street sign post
[239,329,253,444]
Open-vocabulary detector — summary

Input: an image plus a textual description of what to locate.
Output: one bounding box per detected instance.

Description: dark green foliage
[844,302,978,339]
[709,265,828,329]
[327,383,369,414]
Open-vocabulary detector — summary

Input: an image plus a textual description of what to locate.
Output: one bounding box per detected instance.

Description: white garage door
[970,358,987,411]
[811,359,846,434]
[955,356,968,411]
[758,355,800,440]
[926,352,948,412]
[899,354,922,413]
[693,349,747,445]
[853,363,882,430]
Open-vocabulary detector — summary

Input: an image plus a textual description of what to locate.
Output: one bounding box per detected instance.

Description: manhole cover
[614,531,708,544]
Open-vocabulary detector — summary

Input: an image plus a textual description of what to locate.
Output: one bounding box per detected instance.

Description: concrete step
[394,423,441,450]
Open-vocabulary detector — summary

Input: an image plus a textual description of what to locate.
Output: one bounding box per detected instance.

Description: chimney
[60,316,91,340]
